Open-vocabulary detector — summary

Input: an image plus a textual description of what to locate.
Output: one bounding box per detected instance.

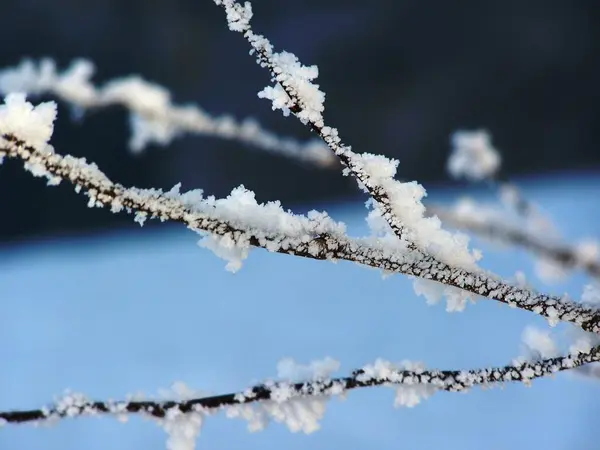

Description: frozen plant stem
[2,130,600,332]
[0,58,334,167]
[0,1,598,447]
[2,345,599,425]
[210,1,600,330]
[445,130,599,280]
[428,204,600,280]
[213,0,413,246]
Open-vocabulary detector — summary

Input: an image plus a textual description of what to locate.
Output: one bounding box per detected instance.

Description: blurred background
[2,1,600,449]
[0,0,598,242]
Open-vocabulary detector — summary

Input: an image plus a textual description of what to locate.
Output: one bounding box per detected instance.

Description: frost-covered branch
[2,94,600,333]
[445,130,599,281]
[7,56,594,284]
[0,58,334,167]
[2,2,597,448]
[447,130,536,217]
[208,0,600,330]
[213,0,437,252]
[428,203,600,280]
[0,137,598,332]
[448,130,555,226]
[2,346,599,426]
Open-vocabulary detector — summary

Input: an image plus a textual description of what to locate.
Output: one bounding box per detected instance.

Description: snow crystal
[535,258,568,284]
[198,233,250,273]
[356,155,482,272]
[576,240,600,266]
[53,59,96,105]
[102,76,170,115]
[393,361,436,408]
[178,184,347,271]
[521,326,558,360]
[513,271,528,288]
[161,408,204,450]
[257,51,325,127]
[357,359,436,407]
[220,2,326,127]
[448,130,500,181]
[157,382,207,450]
[262,395,327,433]
[55,390,90,418]
[0,58,55,96]
[499,184,520,209]
[157,382,208,402]
[413,278,474,312]
[227,358,339,434]
[354,152,399,183]
[582,284,600,306]
[545,306,560,327]
[217,0,253,32]
[567,285,600,355]
[258,85,292,116]
[0,58,95,106]
[225,403,270,432]
[277,357,340,381]
[0,93,56,149]
[569,336,595,355]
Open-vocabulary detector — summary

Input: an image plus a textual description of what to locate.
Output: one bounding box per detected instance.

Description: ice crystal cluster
[1,1,600,449]
[448,130,500,181]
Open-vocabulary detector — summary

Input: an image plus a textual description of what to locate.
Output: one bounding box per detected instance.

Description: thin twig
[3,133,600,333]
[2,345,598,425]
[214,1,413,245]
[0,58,334,167]
[429,204,600,279]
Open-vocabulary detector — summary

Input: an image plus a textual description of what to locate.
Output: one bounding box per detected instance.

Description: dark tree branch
[3,133,600,333]
[215,2,414,247]
[2,345,599,425]
[430,204,600,280]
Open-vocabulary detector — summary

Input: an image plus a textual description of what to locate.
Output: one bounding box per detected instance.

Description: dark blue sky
[1,0,598,242]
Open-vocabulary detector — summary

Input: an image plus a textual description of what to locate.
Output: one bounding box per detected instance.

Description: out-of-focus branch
[429,203,600,279]
[444,130,599,280]
[0,59,335,167]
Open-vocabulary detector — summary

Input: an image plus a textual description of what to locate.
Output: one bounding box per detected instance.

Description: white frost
[277,356,340,381]
[357,359,437,407]
[356,154,482,272]
[521,326,558,360]
[582,284,600,306]
[0,93,56,149]
[413,277,475,312]
[257,51,325,127]
[448,130,500,181]
[227,358,340,434]
[157,382,207,450]
[0,58,334,165]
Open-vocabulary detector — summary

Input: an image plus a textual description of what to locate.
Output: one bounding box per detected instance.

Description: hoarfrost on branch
[1,1,599,449]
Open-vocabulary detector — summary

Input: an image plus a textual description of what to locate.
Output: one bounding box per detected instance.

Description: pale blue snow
[1,172,600,449]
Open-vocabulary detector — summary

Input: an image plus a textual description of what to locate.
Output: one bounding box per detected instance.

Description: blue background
[2,172,600,449]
